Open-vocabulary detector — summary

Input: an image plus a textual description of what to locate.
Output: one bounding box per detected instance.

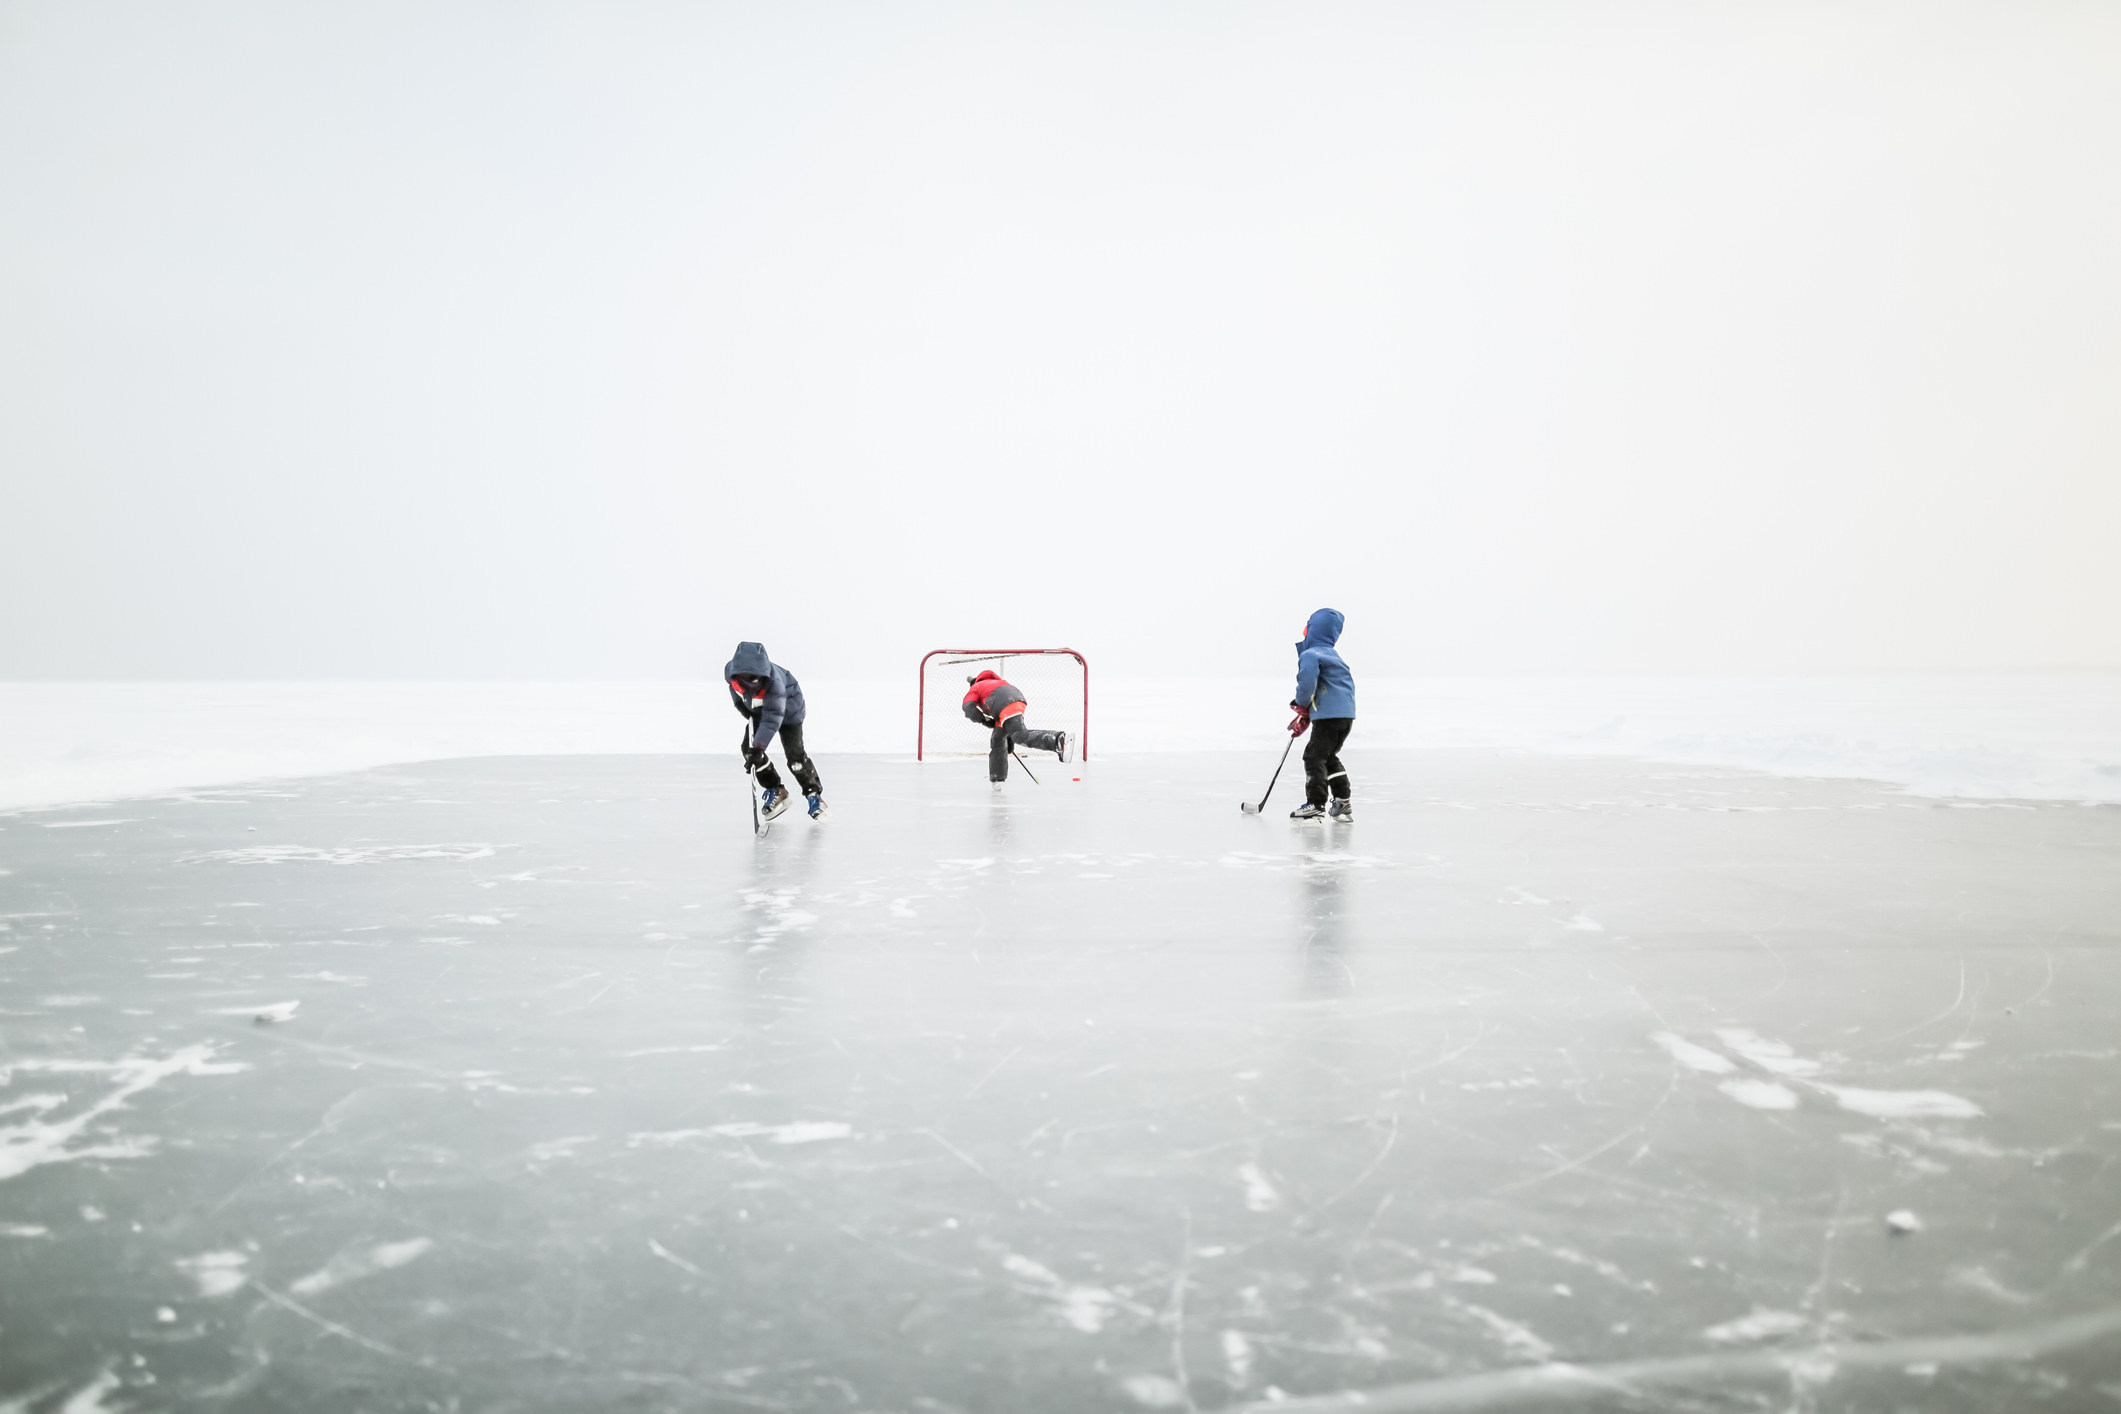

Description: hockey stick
[1010,747,1042,785]
[743,735,769,838]
[1240,735,1298,815]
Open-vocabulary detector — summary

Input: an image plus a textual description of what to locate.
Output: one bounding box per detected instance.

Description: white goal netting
[918,649,1088,759]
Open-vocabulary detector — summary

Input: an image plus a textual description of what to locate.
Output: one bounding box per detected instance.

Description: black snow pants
[743,721,823,797]
[1303,716,1354,806]
[991,715,1063,782]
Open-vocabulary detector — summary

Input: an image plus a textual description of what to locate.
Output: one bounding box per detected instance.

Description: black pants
[991,715,1063,782]
[744,722,822,796]
[1303,717,1354,805]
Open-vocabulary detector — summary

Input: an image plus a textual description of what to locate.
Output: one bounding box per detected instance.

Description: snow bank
[2,675,2118,812]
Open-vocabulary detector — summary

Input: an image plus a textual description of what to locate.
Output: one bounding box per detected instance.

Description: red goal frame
[918,648,1089,761]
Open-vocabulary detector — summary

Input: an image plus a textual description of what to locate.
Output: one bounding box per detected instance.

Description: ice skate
[1290,801,1327,820]
[990,780,1005,794]
[806,793,829,820]
[1054,730,1071,763]
[760,786,793,821]
[1329,798,1354,821]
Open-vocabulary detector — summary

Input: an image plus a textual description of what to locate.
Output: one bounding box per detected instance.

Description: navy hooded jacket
[724,641,807,751]
[1293,609,1356,719]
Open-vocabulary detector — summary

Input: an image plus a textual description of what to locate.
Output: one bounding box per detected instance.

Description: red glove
[1288,705,1311,736]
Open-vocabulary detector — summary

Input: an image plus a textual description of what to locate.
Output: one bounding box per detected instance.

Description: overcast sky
[3,0,2117,681]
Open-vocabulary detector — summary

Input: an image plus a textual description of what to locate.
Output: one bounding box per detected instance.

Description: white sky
[2,0,2117,681]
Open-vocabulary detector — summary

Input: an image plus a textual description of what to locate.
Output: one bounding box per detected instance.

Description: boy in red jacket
[962,671,1071,786]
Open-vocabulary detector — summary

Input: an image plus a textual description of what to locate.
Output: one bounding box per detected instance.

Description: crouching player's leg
[988,719,1013,787]
[778,722,828,820]
[745,736,794,820]
[1013,723,1071,762]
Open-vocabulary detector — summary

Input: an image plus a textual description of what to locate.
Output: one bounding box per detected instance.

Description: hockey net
[918,649,1088,760]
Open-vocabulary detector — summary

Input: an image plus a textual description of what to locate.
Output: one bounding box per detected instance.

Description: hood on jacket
[728,641,772,679]
[1298,608,1344,650]
[969,670,1001,685]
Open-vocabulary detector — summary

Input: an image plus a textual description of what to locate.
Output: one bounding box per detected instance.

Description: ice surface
[2,749,2119,1409]
[6,674,2121,812]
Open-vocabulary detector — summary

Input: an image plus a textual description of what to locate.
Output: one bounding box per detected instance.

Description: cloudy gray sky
[3,0,2117,681]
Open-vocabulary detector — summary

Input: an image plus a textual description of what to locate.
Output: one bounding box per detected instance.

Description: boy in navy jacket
[725,641,826,820]
[1287,608,1356,820]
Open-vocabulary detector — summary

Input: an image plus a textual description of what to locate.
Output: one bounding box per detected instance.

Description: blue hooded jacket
[724,641,807,751]
[1293,609,1356,719]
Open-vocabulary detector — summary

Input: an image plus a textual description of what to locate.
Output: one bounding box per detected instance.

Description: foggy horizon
[5,0,2119,682]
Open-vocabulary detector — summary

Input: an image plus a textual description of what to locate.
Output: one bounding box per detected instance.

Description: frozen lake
[3,750,2120,1411]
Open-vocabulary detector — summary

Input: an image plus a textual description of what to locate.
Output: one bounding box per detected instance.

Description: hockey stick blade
[1243,735,1298,814]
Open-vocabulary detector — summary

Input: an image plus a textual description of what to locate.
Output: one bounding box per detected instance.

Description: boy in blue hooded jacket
[724,641,826,820]
[1288,608,1355,820]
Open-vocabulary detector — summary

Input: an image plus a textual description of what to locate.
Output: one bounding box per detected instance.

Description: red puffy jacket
[962,671,1027,727]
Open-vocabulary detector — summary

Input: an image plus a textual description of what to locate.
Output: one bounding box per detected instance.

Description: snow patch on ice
[1238,1162,1282,1212]
[1715,1028,1823,1076]
[289,1237,434,1295]
[1719,1079,1801,1110]
[1704,1308,1807,1343]
[739,889,817,942]
[1002,1253,1120,1333]
[1650,1032,1737,1074]
[1001,1252,1065,1286]
[177,1249,250,1297]
[629,1121,851,1147]
[1563,912,1605,932]
[724,1120,851,1144]
[0,1044,246,1182]
[1819,1085,1981,1120]
[1121,1374,1187,1408]
[185,842,499,865]
[1223,1330,1256,1384]
[211,1000,298,1023]
[52,1369,124,1414]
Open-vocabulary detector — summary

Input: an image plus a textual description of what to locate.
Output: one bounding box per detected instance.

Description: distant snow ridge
[3,675,2117,809]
